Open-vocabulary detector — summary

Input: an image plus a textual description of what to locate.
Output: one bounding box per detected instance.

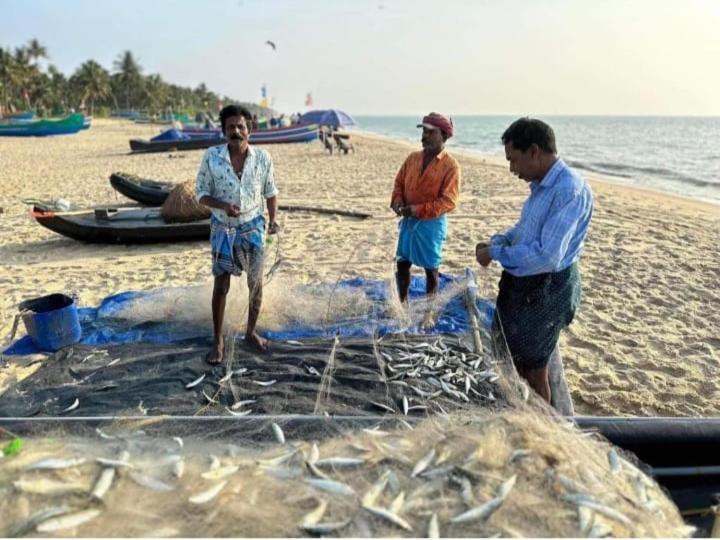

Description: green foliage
[0,40,261,117]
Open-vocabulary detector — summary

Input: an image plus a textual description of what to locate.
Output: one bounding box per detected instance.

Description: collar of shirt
[218,143,256,169]
[530,158,565,193]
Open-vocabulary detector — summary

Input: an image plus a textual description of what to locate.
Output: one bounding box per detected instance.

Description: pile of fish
[0,412,687,537]
[371,335,506,415]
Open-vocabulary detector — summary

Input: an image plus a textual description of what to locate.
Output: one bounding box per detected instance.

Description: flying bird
[265,40,277,51]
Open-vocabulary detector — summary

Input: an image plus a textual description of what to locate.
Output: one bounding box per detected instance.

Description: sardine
[25,457,86,470]
[411,448,436,477]
[306,478,355,496]
[91,467,116,500]
[201,465,239,480]
[173,458,185,479]
[7,506,70,537]
[315,457,364,468]
[362,470,390,507]
[389,491,405,514]
[96,457,133,468]
[36,509,102,532]
[428,513,440,539]
[253,379,277,386]
[185,373,205,388]
[61,398,79,413]
[451,496,504,524]
[13,478,86,495]
[301,521,350,534]
[231,399,256,410]
[362,505,413,531]
[189,481,228,504]
[300,499,327,527]
[226,407,252,416]
[272,422,286,445]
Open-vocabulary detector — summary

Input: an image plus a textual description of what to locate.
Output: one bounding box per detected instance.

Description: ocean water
[354,116,720,204]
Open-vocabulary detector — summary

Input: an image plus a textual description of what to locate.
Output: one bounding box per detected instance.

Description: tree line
[0,39,268,117]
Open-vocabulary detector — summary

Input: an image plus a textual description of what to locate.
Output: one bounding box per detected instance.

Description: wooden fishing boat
[0,113,86,136]
[128,123,319,153]
[31,204,209,244]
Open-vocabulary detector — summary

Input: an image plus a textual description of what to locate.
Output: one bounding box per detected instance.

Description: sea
[354,116,720,204]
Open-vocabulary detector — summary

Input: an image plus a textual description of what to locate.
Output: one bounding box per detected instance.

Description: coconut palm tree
[113,50,143,110]
[71,60,111,116]
[26,39,48,66]
[143,73,170,115]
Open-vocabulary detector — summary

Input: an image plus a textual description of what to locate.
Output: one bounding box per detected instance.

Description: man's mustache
[230,134,243,140]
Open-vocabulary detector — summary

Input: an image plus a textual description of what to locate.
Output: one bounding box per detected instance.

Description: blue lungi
[396,214,448,270]
[210,214,265,278]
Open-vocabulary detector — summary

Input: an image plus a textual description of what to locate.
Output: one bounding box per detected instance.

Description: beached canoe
[110,173,172,206]
[0,113,86,137]
[128,123,319,153]
[109,172,373,219]
[32,204,209,244]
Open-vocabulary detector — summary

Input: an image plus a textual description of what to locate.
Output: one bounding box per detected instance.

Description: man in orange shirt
[390,112,461,329]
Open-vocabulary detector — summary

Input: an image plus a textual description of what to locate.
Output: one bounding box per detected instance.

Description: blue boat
[0,113,86,137]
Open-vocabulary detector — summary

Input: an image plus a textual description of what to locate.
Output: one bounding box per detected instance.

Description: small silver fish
[189,481,228,504]
[25,457,86,470]
[185,373,206,388]
[369,401,395,413]
[402,396,409,415]
[203,391,218,404]
[232,399,256,410]
[91,467,116,500]
[226,407,252,416]
[301,521,350,535]
[451,496,504,524]
[173,458,185,479]
[362,470,390,507]
[411,448,436,477]
[496,474,517,499]
[306,478,355,495]
[608,448,621,474]
[61,398,79,413]
[272,422,286,444]
[96,457,133,468]
[428,513,440,539]
[362,505,413,531]
[315,457,365,468]
[201,465,239,480]
[300,499,327,527]
[8,506,70,537]
[36,509,102,532]
[286,340,304,346]
[253,379,277,386]
[13,478,86,495]
[173,436,184,448]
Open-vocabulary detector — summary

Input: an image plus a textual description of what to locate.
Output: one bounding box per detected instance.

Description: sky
[2,0,720,116]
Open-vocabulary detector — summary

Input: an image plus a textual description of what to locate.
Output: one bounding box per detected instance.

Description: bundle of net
[0,401,690,537]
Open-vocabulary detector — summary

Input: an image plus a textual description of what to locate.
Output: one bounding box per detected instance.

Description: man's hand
[267,220,280,235]
[391,200,403,216]
[475,242,492,267]
[400,205,416,218]
[224,203,241,217]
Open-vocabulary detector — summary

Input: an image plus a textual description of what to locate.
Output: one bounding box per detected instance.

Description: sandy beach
[1,118,718,417]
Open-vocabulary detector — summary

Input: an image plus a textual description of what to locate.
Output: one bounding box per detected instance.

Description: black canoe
[110,173,173,206]
[32,204,210,244]
[109,172,373,219]
[129,136,225,153]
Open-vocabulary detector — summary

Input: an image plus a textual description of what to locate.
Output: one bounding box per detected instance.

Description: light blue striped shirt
[489,158,593,277]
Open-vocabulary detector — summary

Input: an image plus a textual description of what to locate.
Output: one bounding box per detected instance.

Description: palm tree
[113,50,143,110]
[71,60,111,116]
[143,74,169,115]
[26,39,48,66]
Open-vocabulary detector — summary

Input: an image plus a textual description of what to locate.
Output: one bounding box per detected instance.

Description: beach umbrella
[299,109,355,128]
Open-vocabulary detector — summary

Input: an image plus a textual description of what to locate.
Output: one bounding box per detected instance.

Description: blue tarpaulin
[4,274,495,356]
[150,128,191,142]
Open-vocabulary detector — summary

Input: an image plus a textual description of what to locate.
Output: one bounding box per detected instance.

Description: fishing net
[0,247,695,536]
[160,180,211,223]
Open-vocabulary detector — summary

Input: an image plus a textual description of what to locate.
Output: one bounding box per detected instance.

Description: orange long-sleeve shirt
[390,150,461,219]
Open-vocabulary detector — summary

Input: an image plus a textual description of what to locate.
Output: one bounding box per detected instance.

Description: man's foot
[420,311,436,331]
[205,339,224,365]
[245,332,269,352]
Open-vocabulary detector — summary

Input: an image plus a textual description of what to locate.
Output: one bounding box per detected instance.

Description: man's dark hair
[219,104,253,132]
[501,117,557,154]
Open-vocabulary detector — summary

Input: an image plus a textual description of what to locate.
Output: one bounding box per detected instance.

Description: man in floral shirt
[196,104,279,364]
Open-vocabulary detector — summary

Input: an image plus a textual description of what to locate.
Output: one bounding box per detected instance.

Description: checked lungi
[492,263,581,369]
[210,214,265,278]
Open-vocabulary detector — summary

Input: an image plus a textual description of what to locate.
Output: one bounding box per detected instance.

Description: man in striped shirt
[476,118,593,404]
[391,112,461,329]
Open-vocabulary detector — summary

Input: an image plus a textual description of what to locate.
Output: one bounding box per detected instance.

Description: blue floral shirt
[195,144,279,227]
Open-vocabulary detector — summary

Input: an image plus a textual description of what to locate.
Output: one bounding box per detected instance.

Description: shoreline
[348,128,720,210]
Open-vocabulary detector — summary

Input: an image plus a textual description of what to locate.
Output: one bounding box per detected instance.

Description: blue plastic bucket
[19,294,82,352]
